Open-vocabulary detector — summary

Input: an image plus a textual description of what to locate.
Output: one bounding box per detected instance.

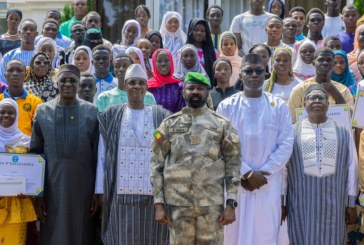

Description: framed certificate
[296,104,351,130]
[0,153,45,196]
[352,90,364,129]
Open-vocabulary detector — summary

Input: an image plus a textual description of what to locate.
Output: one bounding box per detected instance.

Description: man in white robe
[217,54,294,245]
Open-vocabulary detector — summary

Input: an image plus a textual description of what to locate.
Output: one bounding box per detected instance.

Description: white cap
[124,64,148,81]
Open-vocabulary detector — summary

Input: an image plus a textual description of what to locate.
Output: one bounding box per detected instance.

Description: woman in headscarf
[0,98,37,245]
[268,0,285,19]
[72,45,94,73]
[125,47,147,74]
[264,47,300,102]
[331,50,357,96]
[35,37,59,68]
[147,48,185,113]
[219,31,242,86]
[159,11,186,58]
[24,52,58,102]
[293,39,316,81]
[348,24,364,82]
[174,44,207,82]
[146,31,163,58]
[186,18,218,85]
[136,38,154,78]
[112,20,141,56]
[0,9,22,56]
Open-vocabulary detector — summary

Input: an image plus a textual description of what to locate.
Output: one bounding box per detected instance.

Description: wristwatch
[226,199,238,208]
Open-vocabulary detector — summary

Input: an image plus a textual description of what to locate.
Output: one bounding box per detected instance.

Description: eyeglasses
[305,94,327,102]
[59,78,78,84]
[34,60,51,66]
[126,81,147,87]
[241,69,265,76]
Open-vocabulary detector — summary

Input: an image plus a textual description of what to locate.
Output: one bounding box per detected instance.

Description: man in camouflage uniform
[150,72,242,245]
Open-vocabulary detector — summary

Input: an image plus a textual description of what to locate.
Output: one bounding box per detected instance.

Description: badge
[359,193,364,207]
[190,135,200,145]
[153,130,163,142]
[23,103,32,112]
[231,133,240,144]
[169,127,188,133]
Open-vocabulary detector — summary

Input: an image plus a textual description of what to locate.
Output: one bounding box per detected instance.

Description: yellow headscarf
[265,47,293,93]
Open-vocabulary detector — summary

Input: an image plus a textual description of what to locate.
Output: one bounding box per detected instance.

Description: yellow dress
[0,146,37,245]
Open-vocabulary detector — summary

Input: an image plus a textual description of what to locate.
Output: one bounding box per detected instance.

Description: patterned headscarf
[24,52,58,102]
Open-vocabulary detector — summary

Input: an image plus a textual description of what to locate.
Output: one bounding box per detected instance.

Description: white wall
[7,0,72,33]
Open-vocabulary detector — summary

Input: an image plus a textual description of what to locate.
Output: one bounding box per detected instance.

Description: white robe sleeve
[259,103,294,175]
[347,132,358,197]
[95,135,106,194]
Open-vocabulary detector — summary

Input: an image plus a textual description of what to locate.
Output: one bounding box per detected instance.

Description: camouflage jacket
[151,106,242,206]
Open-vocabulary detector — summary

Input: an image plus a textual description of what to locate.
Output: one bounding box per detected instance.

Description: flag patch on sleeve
[153,130,163,142]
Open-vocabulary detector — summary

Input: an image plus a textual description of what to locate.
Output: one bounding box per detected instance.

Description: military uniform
[151,105,241,245]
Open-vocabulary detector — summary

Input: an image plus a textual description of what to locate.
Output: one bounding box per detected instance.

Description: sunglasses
[241,69,265,76]
[305,94,327,102]
[59,78,78,84]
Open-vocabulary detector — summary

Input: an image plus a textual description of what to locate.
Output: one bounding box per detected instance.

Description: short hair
[249,44,272,57]
[266,16,283,26]
[306,8,325,23]
[20,19,37,30]
[289,6,306,16]
[342,4,358,14]
[46,10,61,18]
[113,53,134,64]
[134,5,151,18]
[92,44,111,55]
[206,5,224,18]
[83,11,101,22]
[314,47,334,59]
[7,59,26,71]
[71,21,86,29]
[81,72,96,80]
[324,36,342,46]
[283,17,297,23]
[42,18,59,29]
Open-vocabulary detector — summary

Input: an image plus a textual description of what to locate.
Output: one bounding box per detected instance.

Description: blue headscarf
[268,0,285,19]
[331,50,357,96]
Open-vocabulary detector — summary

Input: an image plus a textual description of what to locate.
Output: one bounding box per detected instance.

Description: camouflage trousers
[168,205,224,245]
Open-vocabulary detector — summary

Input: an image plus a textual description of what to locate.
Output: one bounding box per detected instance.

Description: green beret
[184,72,211,88]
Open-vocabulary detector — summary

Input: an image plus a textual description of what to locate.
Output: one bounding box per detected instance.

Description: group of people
[0,0,364,244]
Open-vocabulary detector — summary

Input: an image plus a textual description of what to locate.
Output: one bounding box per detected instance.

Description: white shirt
[322,15,345,39]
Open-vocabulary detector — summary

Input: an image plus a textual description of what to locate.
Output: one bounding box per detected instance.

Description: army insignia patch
[23,103,32,112]
[153,131,163,142]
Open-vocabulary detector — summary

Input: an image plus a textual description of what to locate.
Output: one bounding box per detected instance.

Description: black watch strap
[226,199,238,208]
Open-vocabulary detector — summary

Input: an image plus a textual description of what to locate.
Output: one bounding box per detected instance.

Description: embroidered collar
[4,89,27,100]
[95,73,113,83]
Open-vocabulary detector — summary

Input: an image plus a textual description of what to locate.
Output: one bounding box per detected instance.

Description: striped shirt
[0,48,35,84]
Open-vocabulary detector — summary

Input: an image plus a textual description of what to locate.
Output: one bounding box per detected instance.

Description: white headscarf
[160,11,187,57]
[121,19,141,47]
[174,44,207,81]
[72,45,95,74]
[0,99,30,152]
[293,39,317,77]
[113,20,142,57]
[35,37,59,68]
[125,47,147,74]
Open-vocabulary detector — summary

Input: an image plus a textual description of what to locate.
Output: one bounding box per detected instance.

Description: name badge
[190,135,200,145]
[169,128,188,133]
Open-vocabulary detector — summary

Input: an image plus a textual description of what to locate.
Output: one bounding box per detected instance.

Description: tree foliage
[354,0,364,17]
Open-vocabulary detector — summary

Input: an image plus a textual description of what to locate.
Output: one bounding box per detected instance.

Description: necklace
[4,32,20,38]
